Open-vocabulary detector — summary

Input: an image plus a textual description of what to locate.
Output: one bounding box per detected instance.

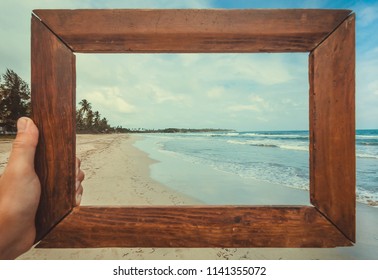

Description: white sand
[0,134,377,259]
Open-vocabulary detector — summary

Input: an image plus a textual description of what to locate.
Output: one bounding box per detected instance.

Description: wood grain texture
[31,15,76,242]
[309,14,356,242]
[37,206,352,248]
[30,9,356,248]
[32,9,352,53]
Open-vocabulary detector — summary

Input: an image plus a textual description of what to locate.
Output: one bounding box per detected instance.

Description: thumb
[7,117,39,172]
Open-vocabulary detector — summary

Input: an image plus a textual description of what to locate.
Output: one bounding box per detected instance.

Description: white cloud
[228,95,271,113]
[229,55,294,85]
[248,95,270,108]
[83,87,136,114]
[367,81,378,96]
[199,54,297,86]
[88,0,212,9]
[140,84,188,104]
[207,86,225,99]
[2,0,376,130]
[228,104,259,112]
[75,52,309,130]
[358,5,378,26]
[281,98,301,107]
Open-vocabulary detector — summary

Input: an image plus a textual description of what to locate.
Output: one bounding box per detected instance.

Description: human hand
[75,157,84,206]
[0,117,84,259]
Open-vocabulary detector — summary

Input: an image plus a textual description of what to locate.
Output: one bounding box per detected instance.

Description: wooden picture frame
[31,9,355,248]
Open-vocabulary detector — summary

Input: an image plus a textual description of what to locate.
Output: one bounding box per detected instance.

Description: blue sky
[0,0,377,130]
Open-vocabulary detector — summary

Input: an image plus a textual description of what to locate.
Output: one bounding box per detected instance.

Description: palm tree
[76,110,85,131]
[0,69,30,132]
[77,99,94,131]
[99,117,110,132]
[78,99,92,115]
[85,109,94,130]
[93,111,101,130]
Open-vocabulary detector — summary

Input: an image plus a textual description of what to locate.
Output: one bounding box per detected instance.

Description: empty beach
[0,134,377,259]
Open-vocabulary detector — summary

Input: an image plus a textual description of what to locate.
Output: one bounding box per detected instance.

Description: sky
[0,0,377,131]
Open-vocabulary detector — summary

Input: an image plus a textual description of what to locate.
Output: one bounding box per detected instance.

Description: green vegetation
[0,69,30,133]
[0,68,128,134]
[76,98,129,134]
[1,69,232,135]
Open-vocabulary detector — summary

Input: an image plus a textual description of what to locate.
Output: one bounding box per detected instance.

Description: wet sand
[0,134,376,259]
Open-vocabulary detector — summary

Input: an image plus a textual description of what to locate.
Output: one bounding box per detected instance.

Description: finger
[76,169,85,184]
[75,157,81,176]
[75,184,83,206]
[7,118,39,174]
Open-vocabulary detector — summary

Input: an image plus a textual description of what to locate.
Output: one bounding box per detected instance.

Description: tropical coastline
[0,133,375,259]
[135,130,378,206]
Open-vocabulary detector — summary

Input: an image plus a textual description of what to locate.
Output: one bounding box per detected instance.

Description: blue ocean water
[135,130,378,205]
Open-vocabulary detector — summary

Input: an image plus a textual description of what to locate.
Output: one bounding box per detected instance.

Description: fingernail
[76,193,82,205]
[75,160,80,176]
[17,118,28,132]
[75,181,80,190]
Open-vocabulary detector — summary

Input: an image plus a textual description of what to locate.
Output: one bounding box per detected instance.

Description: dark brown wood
[33,9,351,53]
[37,206,352,248]
[309,14,356,242]
[31,9,356,249]
[31,15,76,242]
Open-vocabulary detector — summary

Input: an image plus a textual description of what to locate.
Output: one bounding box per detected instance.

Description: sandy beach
[0,134,377,259]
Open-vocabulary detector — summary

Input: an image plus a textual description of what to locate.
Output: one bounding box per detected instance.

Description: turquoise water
[134,130,378,205]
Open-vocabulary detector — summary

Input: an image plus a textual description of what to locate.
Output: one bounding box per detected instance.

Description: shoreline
[0,134,376,259]
[134,135,311,206]
[76,134,201,206]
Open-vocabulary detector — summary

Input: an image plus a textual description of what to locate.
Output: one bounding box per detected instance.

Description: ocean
[134,130,378,206]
